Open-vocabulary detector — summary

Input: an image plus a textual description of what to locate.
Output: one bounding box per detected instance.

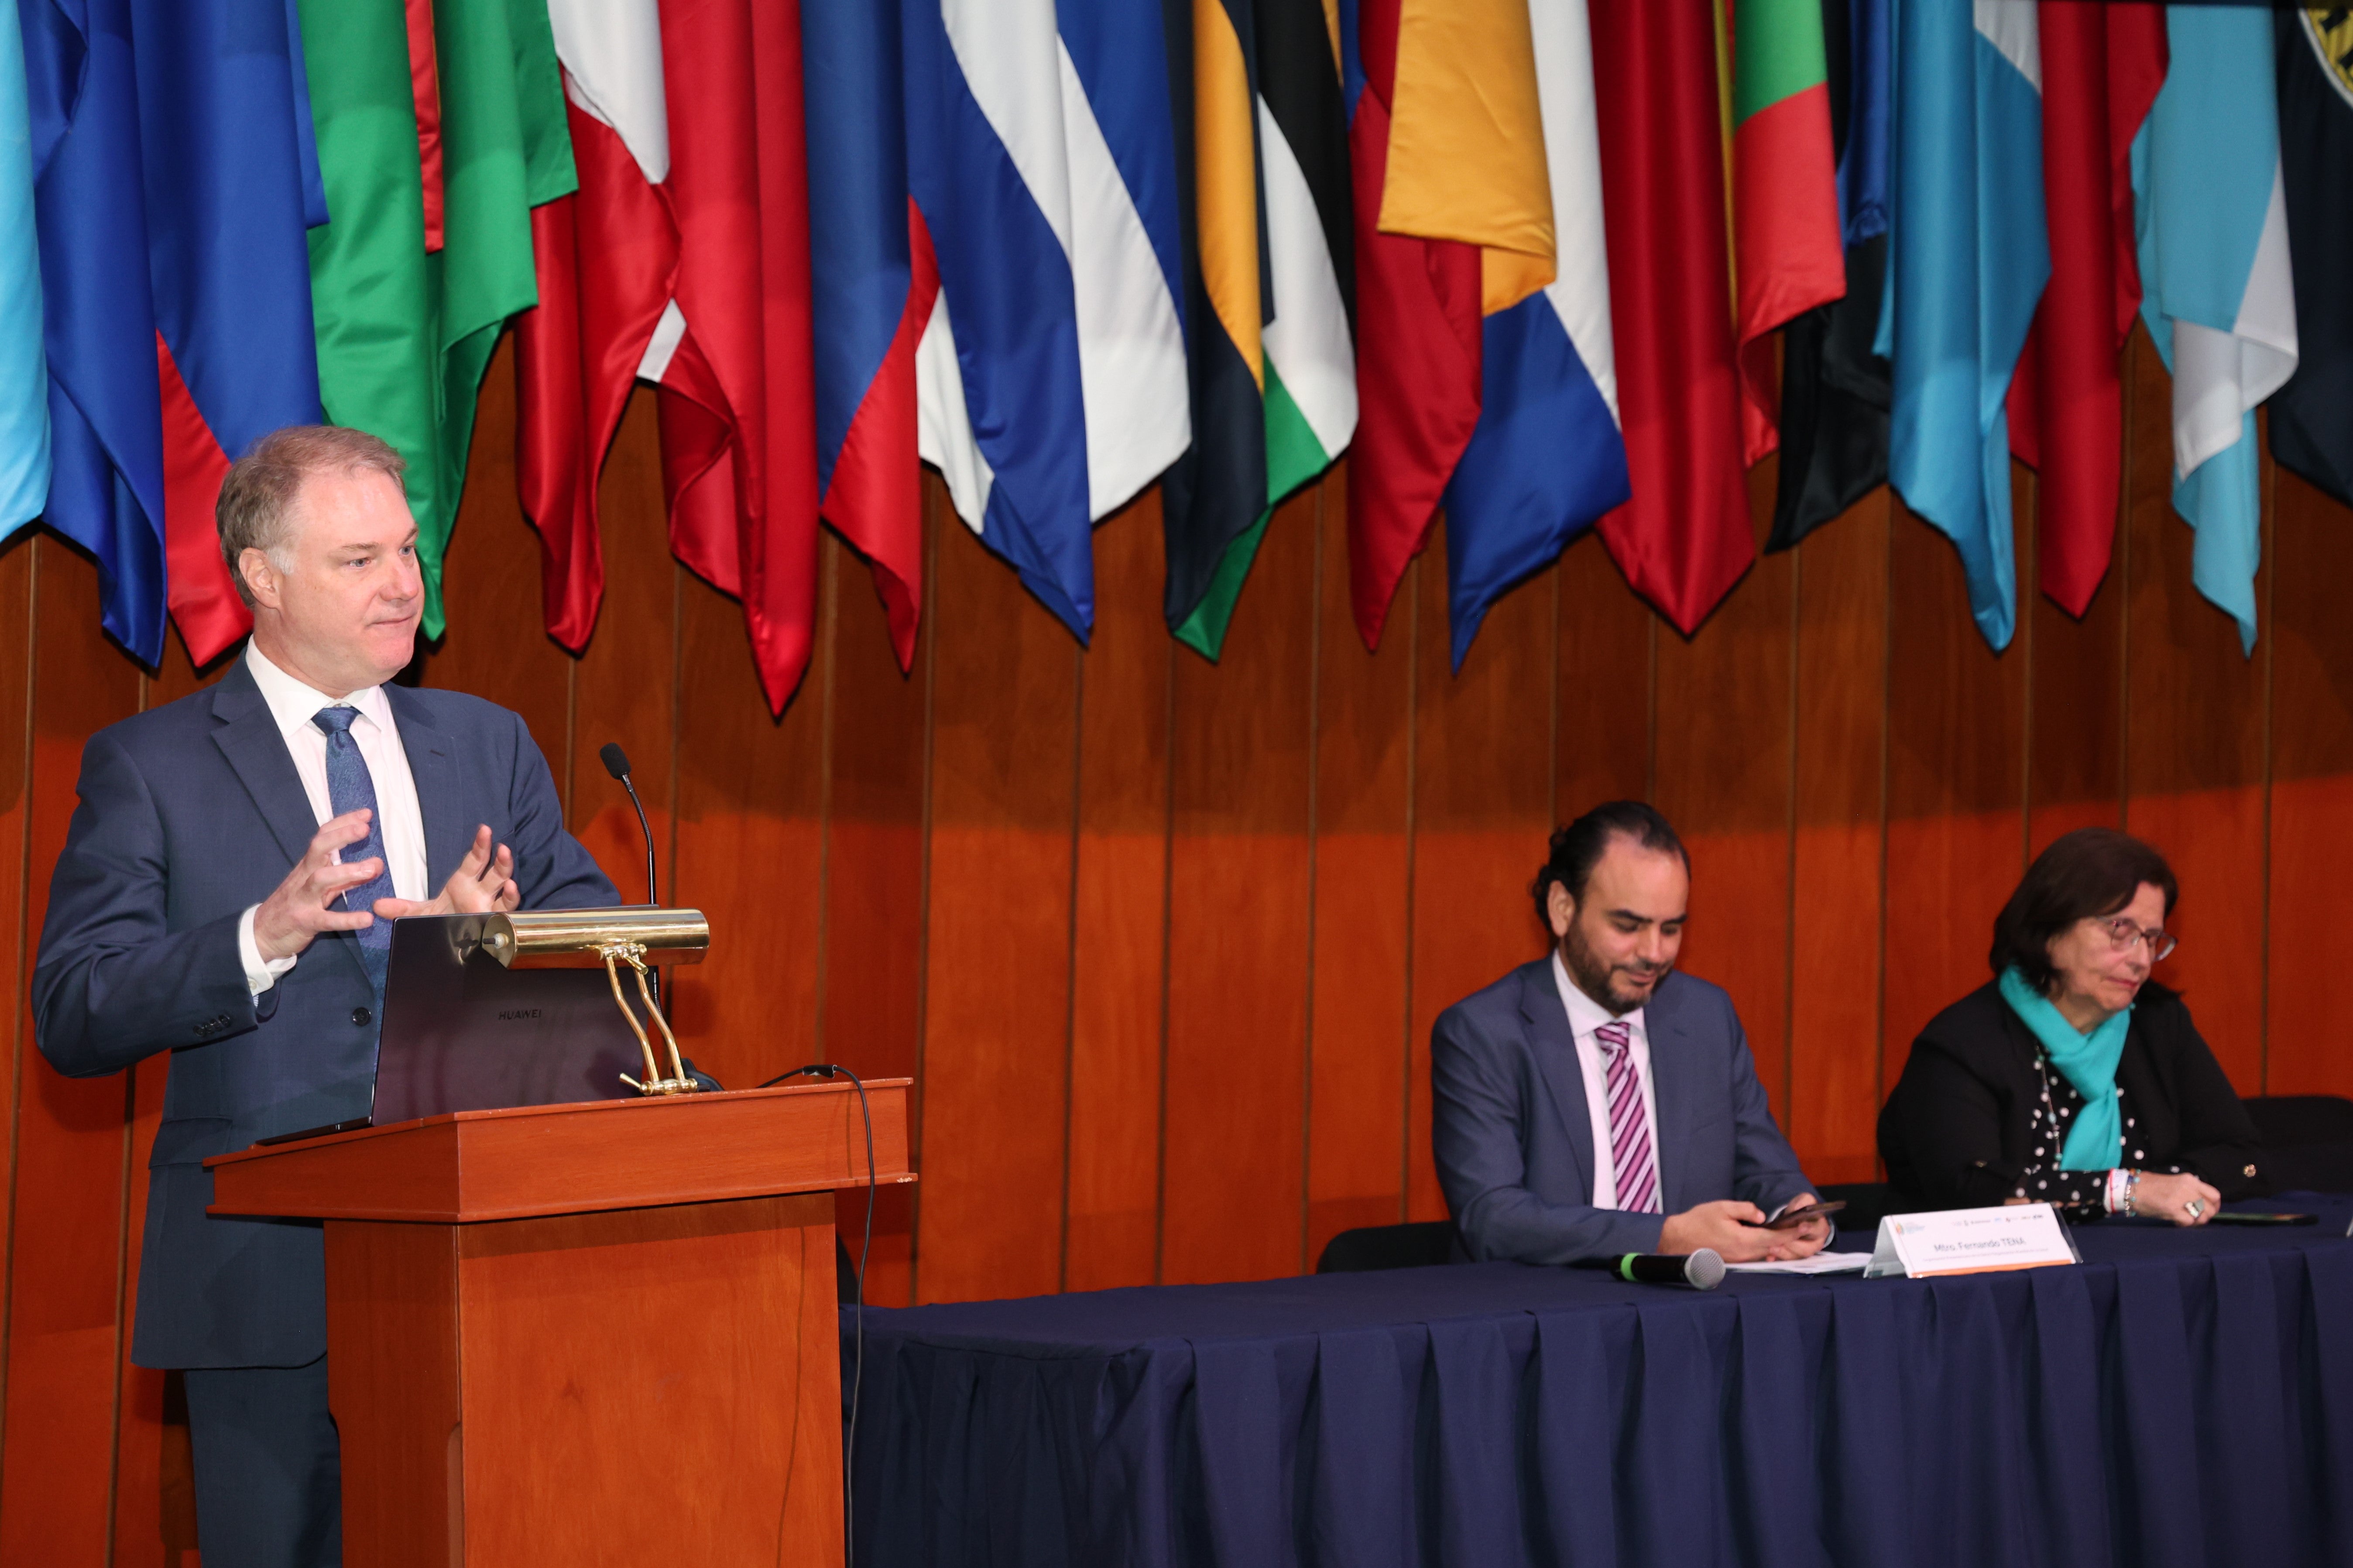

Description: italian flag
[1729,0,1844,466]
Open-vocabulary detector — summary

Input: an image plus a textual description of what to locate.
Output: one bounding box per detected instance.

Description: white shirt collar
[1551,950,1646,1040]
[244,639,394,743]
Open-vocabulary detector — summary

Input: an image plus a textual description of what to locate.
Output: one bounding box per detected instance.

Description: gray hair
[216,425,408,606]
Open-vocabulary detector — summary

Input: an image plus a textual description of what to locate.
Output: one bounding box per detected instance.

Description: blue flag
[20,0,167,660]
[1441,0,1629,670]
[903,0,1187,640]
[1881,0,2047,651]
[0,0,48,535]
[2133,4,2297,656]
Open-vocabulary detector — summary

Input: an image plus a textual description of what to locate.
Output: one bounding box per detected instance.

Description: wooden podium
[207,1079,913,1567]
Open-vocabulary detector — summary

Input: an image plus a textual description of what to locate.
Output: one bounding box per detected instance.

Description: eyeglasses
[2096,916,2176,963]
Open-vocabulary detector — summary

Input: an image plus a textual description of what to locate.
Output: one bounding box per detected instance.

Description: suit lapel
[1518,963,1599,1202]
[1644,975,1698,1214]
[211,659,377,987]
[210,662,321,871]
[387,686,467,886]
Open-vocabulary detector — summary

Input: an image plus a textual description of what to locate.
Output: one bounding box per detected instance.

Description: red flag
[2010,1,2165,616]
[515,94,678,651]
[154,337,251,664]
[653,0,820,714]
[1589,0,1754,634]
[1345,0,1484,650]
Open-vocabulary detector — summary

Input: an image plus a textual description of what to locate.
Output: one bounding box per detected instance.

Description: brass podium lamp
[480,909,712,1096]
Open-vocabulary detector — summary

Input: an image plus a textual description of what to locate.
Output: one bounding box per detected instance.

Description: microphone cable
[761,1063,877,1567]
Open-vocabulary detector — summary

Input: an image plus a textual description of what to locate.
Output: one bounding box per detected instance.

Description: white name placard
[1862,1202,2080,1279]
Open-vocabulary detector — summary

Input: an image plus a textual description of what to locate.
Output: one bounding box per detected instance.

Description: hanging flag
[21,0,168,661]
[1159,0,1267,655]
[2133,4,2295,655]
[1440,0,1628,667]
[1588,0,1753,634]
[1728,0,1844,466]
[0,0,48,537]
[1883,0,2047,651]
[2008,0,2164,618]
[299,0,576,642]
[1344,0,1547,650]
[405,0,445,252]
[426,0,574,637]
[515,0,676,651]
[1768,0,1892,553]
[2271,7,2353,512]
[806,0,933,672]
[1170,0,1355,660]
[137,0,330,664]
[647,0,821,710]
[904,0,1189,642]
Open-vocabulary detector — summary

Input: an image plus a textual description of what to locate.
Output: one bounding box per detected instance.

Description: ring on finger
[2185,1199,2204,1219]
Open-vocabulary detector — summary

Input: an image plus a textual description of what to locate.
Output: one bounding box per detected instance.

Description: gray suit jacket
[31,658,615,1368]
[1432,961,1813,1263]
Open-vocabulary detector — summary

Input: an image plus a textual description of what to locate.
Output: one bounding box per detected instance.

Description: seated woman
[1879,827,2267,1224]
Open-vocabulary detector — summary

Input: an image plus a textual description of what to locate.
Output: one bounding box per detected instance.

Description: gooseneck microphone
[599,743,658,908]
[1580,1248,1725,1290]
[600,743,658,1009]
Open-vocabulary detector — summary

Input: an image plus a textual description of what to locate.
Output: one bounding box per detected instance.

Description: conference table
[843,1198,2353,1568]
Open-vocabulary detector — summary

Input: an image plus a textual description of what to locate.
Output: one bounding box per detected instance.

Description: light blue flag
[2132,5,2297,656]
[1880,0,2048,651]
[0,0,48,537]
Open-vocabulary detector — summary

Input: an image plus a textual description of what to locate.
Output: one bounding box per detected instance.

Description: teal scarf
[1998,967,2130,1171]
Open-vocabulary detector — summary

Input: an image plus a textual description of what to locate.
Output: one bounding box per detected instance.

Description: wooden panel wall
[4,330,2353,1559]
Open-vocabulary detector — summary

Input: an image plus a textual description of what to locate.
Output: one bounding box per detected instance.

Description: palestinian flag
[1165,0,1355,659]
[1730,0,1844,465]
[2272,6,2353,510]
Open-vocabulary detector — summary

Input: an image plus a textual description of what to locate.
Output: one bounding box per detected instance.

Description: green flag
[298,0,574,637]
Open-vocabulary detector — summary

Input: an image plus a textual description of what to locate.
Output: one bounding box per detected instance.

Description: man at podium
[30,428,616,1568]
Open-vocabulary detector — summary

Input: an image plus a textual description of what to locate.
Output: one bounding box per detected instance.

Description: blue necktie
[313,706,396,994]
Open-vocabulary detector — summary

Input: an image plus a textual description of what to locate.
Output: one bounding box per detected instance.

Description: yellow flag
[1377,0,1556,313]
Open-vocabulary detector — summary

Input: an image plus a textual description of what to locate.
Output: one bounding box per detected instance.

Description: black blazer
[1879,981,2269,1211]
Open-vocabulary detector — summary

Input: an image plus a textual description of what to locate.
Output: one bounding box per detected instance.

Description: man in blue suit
[1433,801,1833,1266]
[33,426,617,1567]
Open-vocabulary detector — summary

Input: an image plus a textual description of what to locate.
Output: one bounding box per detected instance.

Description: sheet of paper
[1722,1251,1873,1274]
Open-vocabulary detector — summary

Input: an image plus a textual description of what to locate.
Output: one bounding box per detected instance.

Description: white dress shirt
[1551,952,1663,1212]
[234,640,430,993]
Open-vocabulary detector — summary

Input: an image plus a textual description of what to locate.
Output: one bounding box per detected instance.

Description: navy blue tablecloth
[843,1199,2353,1568]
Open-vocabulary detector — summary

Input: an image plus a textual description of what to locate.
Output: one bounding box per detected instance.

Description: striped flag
[1168,0,1356,660]
[1883,0,2048,651]
[1345,0,1553,650]
[2132,3,2296,655]
[806,0,934,671]
[1439,0,1629,667]
[515,0,677,652]
[0,0,48,537]
[1729,0,1844,466]
[906,0,1189,640]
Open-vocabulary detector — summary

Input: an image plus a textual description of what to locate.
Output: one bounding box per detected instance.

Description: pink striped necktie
[1596,1020,1660,1213]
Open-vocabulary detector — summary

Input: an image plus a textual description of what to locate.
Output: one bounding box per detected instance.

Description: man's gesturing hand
[252,810,385,962]
[372,825,519,922]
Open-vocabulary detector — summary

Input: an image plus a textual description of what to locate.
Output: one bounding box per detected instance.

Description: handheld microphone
[1581,1248,1725,1290]
[599,743,658,908]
